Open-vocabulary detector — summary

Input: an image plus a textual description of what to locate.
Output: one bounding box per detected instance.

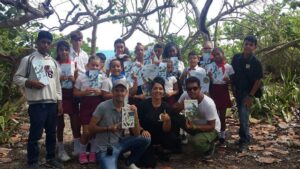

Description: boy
[13,31,64,169]
[231,35,263,152]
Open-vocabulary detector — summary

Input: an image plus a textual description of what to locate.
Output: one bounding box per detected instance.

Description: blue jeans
[27,103,57,165]
[237,97,250,144]
[96,136,150,169]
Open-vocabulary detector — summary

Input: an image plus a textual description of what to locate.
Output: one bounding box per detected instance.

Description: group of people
[13,30,263,169]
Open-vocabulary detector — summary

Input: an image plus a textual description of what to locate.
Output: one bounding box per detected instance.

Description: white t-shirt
[165,76,177,94]
[178,92,221,132]
[211,63,235,84]
[70,47,89,76]
[74,72,105,96]
[187,66,210,93]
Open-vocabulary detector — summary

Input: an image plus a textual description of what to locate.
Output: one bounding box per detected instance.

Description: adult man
[173,77,220,157]
[70,31,89,76]
[13,31,64,169]
[88,79,151,169]
[231,35,263,152]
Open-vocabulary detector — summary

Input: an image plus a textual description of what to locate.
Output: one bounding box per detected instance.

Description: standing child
[13,31,64,169]
[209,47,235,145]
[74,56,105,164]
[164,60,179,105]
[56,40,81,162]
[162,42,185,78]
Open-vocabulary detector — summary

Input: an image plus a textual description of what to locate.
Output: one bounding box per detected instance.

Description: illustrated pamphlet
[184,100,198,120]
[122,106,135,129]
[32,60,49,85]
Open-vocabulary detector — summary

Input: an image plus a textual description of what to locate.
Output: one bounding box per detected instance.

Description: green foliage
[251,69,300,123]
[0,100,23,144]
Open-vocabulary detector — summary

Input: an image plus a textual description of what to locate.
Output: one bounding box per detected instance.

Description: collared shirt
[70,47,89,76]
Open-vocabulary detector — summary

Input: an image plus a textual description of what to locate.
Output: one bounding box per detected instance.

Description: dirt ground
[1,113,300,169]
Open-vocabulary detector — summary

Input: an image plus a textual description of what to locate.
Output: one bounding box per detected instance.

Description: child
[102,59,138,101]
[164,60,179,105]
[199,41,213,68]
[13,31,64,169]
[152,43,164,65]
[56,40,81,162]
[209,47,235,145]
[162,42,185,78]
[180,51,209,94]
[74,56,105,164]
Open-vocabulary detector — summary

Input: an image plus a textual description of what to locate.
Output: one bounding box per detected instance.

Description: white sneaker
[58,150,71,162]
[181,134,188,144]
[127,163,140,169]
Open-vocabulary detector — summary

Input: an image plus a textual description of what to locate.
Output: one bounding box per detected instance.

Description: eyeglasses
[187,87,199,92]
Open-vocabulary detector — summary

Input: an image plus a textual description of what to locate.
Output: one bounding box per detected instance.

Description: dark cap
[37,31,53,42]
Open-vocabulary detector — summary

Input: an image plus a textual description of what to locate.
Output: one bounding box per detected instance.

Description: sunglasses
[187,87,199,92]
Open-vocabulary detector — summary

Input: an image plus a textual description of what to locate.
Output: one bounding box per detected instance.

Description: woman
[137,77,183,168]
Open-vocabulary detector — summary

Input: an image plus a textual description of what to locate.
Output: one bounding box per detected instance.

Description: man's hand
[108,123,121,133]
[26,80,45,89]
[185,120,194,130]
[141,130,151,138]
[160,112,170,122]
[57,101,63,116]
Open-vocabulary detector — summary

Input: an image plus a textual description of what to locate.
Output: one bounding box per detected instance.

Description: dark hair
[151,76,165,92]
[114,38,130,55]
[185,76,200,88]
[212,47,224,55]
[188,51,199,59]
[88,55,101,64]
[109,58,123,70]
[70,31,83,41]
[162,42,182,60]
[154,43,163,49]
[96,52,106,62]
[37,30,53,42]
[244,35,257,46]
[56,40,70,61]
[134,42,144,54]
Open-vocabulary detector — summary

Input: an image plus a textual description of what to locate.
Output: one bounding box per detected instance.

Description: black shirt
[231,53,263,98]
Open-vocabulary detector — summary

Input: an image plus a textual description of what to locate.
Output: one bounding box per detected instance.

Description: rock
[249,145,264,151]
[0,157,12,163]
[265,147,289,155]
[0,147,12,157]
[250,117,261,124]
[278,122,288,129]
[262,151,273,156]
[256,157,281,164]
[20,123,30,131]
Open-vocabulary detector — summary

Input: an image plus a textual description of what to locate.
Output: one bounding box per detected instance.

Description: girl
[102,59,138,101]
[56,40,81,162]
[162,42,185,78]
[209,47,235,145]
[164,60,179,105]
[74,56,105,164]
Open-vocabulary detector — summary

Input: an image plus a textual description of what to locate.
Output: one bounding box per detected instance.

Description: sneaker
[238,142,249,153]
[58,150,71,162]
[28,163,39,169]
[127,163,140,169]
[181,134,188,144]
[71,147,80,156]
[88,152,96,163]
[45,159,64,169]
[79,152,88,164]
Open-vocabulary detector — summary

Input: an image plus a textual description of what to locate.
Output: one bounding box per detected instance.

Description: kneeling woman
[137,76,182,168]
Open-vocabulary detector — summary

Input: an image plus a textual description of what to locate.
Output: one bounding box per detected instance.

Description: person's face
[115,43,125,55]
[110,60,122,76]
[112,86,128,103]
[186,82,201,99]
[58,46,69,62]
[168,46,177,57]
[87,59,101,70]
[135,45,144,58]
[151,83,164,100]
[71,38,83,50]
[37,38,52,55]
[188,55,199,68]
[167,62,173,73]
[212,50,224,63]
[243,40,256,55]
[99,59,105,70]
[202,43,212,53]
[155,47,163,57]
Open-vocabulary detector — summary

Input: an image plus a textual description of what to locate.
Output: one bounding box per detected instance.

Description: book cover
[122,106,135,129]
[88,70,101,88]
[60,63,75,88]
[184,100,198,120]
[170,57,179,72]
[206,62,223,82]
[141,64,159,81]
[189,69,210,93]
[131,65,143,86]
[157,62,167,79]
[144,46,153,65]
[32,60,49,85]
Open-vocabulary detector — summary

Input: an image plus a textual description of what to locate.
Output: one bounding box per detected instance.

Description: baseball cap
[112,79,128,89]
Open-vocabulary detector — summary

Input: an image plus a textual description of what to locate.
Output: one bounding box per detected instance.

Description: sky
[39,0,242,51]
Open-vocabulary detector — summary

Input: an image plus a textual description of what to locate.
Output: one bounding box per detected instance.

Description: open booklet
[60,63,75,88]
[122,106,135,129]
[184,100,198,120]
[205,62,223,82]
[32,60,49,85]
[88,70,104,88]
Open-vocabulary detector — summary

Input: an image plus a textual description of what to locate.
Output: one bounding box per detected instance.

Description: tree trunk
[91,23,98,56]
[199,0,213,42]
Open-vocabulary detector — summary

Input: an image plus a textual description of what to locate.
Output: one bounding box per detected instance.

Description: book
[144,46,153,65]
[124,61,134,83]
[170,57,179,73]
[60,63,75,89]
[122,106,135,129]
[131,65,143,86]
[184,100,198,120]
[88,70,101,88]
[189,69,210,93]
[157,62,167,79]
[32,59,49,85]
[200,53,211,66]
[141,64,159,81]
